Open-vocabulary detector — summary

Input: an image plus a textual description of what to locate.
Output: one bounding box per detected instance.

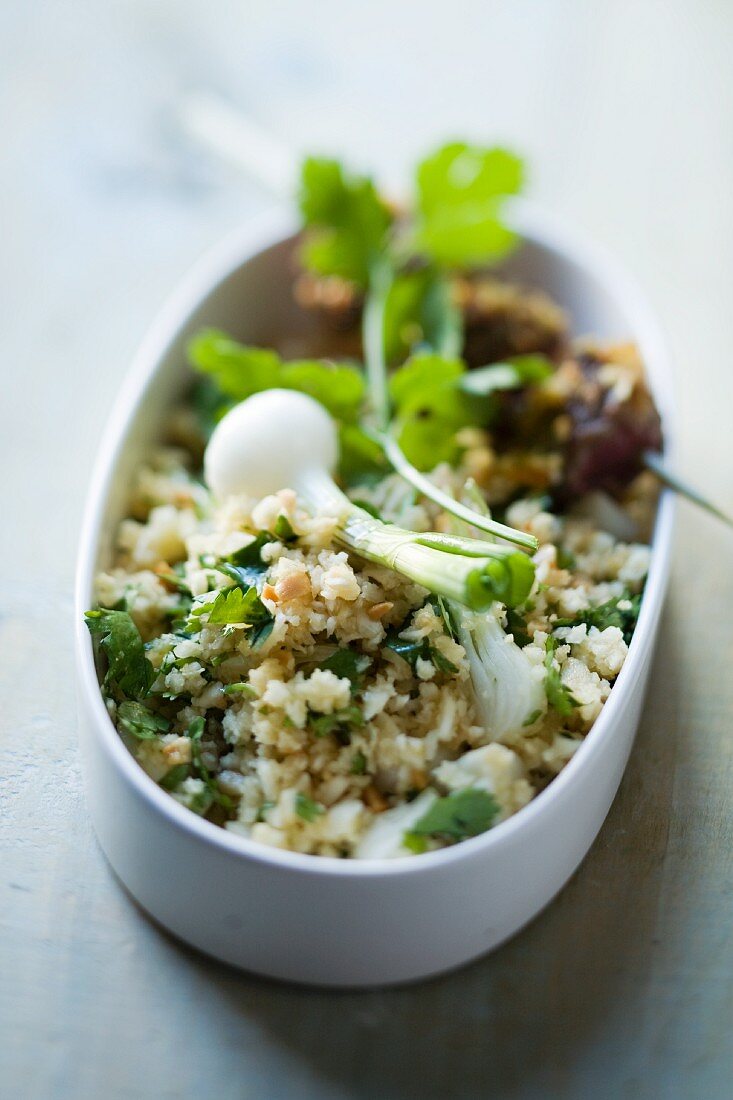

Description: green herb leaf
[223,682,257,698]
[278,359,365,424]
[383,269,462,364]
[403,832,428,854]
[554,591,642,646]
[388,353,475,470]
[188,331,280,400]
[117,700,170,740]
[186,717,234,813]
[219,532,272,589]
[248,619,275,649]
[273,514,296,542]
[383,630,459,677]
[350,750,368,775]
[188,716,205,741]
[338,423,389,485]
[506,608,532,648]
[85,609,155,700]
[309,705,364,741]
[318,648,372,693]
[414,143,523,267]
[206,586,272,626]
[405,787,499,845]
[431,595,456,640]
[188,331,365,423]
[159,763,191,791]
[544,638,579,718]
[153,564,191,594]
[389,352,465,411]
[429,647,460,676]
[295,793,325,823]
[299,157,392,287]
[395,415,461,471]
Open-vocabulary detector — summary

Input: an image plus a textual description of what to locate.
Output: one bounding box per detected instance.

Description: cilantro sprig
[188,142,539,555]
[299,157,392,287]
[414,143,523,266]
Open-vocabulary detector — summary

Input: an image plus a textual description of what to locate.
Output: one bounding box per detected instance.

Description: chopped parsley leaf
[350,750,368,775]
[404,788,499,848]
[309,705,364,742]
[273,514,296,541]
[207,586,270,625]
[554,591,642,645]
[85,609,155,700]
[295,793,324,823]
[318,648,372,693]
[383,630,458,677]
[223,682,257,698]
[414,143,523,267]
[117,701,170,740]
[249,619,275,649]
[506,608,532,648]
[186,717,234,813]
[218,533,272,588]
[159,763,190,791]
[544,638,578,718]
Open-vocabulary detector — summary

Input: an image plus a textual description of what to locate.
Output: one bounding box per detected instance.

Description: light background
[2,2,732,1097]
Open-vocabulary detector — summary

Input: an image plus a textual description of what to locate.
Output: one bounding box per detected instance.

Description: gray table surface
[3,2,733,1097]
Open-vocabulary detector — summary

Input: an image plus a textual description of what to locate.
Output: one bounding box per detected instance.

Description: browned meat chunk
[453,275,568,366]
[294,271,569,365]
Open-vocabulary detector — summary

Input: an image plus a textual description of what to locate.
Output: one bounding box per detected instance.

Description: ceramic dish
[75,204,674,987]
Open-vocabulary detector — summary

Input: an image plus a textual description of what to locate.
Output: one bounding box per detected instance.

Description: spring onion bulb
[204,390,535,610]
[453,605,546,737]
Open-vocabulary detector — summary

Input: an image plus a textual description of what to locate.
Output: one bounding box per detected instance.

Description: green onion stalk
[203,388,535,611]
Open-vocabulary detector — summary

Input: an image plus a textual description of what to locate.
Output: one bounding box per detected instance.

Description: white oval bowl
[75,205,675,988]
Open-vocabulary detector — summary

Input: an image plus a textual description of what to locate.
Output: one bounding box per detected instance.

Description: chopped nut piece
[153,561,178,592]
[363,785,389,813]
[162,737,192,765]
[366,601,393,621]
[276,572,312,601]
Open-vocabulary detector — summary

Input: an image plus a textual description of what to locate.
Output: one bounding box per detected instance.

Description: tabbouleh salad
[86,142,661,858]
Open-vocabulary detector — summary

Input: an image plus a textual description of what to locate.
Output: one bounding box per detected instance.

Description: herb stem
[378,431,537,551]
[362,258,393,431]
[360,259,536,552]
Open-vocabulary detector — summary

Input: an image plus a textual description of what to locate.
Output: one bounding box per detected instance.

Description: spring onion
[204,389,534,610]
[452,605,546,737]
